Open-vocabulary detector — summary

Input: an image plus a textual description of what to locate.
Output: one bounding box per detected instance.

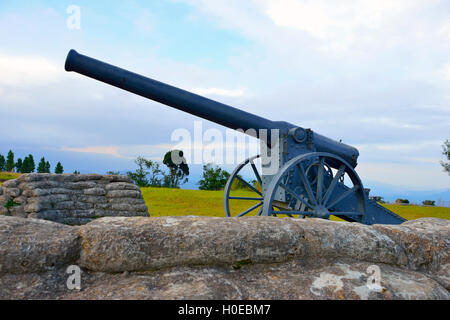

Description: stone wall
[0,215,448,300]
[0,174,148,225]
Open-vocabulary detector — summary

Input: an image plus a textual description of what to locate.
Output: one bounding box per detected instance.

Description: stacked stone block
[0,174,149,225]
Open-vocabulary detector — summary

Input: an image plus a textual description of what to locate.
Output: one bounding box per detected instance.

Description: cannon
[65,49,405,225]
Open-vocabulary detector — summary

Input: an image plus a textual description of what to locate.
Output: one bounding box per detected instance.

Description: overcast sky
[0,0,449,191]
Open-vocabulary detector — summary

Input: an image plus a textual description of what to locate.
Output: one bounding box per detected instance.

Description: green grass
[141,187,450,221]
[0,172,21,185]
[141,187,260,217]
[381,204,450,221]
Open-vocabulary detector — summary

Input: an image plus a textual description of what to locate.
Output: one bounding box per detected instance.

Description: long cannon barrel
[64,49,359,167]
[65,50,277,134]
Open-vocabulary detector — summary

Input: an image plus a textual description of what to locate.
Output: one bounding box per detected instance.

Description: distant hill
[365,180,450,206]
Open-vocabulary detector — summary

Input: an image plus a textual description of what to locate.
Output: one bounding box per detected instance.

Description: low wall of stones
[0,174,148,225]
[0,215,448,300]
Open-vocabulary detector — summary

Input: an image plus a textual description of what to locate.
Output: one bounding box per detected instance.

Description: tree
[395,198,409,204]
[22,154,35,173]
[162,150,189,188]
[73,170,80,174]
[5,150,15,172]
[422,200,435,206]
[55,162,63,174]
[22,156,30,173]
[37,157,47,173]
[127,156,150,187]
[15,158,23,173]
[0,154,5,171]
[45,161,51,173]
[22,157,29,173]
[441,139,449,175]
[29,155,35,172]
[198,164,230,190]
[127,156,164,187]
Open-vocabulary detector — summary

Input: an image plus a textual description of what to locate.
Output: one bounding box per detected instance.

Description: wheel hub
[314,205,330,219]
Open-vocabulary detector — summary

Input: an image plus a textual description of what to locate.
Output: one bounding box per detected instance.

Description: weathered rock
[373,218,450,288]
[1,261,447,300]
[4,187,21,198]
[0,215,448,300]
[0,216,80,274]
[0,174,149,225]
[77,216,408,273]
[2,180,19,188]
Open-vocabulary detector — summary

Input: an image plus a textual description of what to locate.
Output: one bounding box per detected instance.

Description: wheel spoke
[237,201,263,217]
[256,207,263,216]
[316,157,324,204]
[250,161,262,186]
[236,175,262,196]
[229,196,263,200]
[279,182,315,210]
[323,165,345,206]
[327,185,359,209]
[296,163,318,206]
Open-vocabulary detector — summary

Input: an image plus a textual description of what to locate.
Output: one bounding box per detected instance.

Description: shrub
[127,156,164,187]
[198,164,230,191]
[3,198,20,216]
[422,200,435,206]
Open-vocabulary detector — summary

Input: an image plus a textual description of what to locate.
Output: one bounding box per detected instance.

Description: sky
[0,0,449,199]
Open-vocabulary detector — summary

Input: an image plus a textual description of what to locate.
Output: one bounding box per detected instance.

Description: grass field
[142,187,450,221]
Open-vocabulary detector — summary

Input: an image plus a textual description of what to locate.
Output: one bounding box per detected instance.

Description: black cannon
[65,49,405,225]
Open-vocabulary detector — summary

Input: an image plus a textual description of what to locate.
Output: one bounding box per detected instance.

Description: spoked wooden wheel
[224,155,264,217]
[262,152,366,220]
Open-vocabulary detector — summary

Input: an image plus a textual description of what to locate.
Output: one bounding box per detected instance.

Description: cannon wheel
[261,152,366,219]
[224,155,265,217]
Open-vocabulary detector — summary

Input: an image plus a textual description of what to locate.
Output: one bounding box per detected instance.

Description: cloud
[61,146,124,158]
[266,0,421,35]
[0,53,63,87]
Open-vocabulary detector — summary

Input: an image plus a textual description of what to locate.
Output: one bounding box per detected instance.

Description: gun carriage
[65,49,405,225]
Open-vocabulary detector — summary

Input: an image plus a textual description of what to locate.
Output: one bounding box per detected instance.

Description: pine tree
[27,154,35,173]
[0,154,5,171]
[37,157,47,173]
[15,158,23,173]
[45,161,51,173]
[55,162,64,174]
[5,150,15,172]
[22,155,36,173]
[22,156,30,173]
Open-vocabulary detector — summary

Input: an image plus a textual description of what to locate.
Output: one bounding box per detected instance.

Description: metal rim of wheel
[224,155,265,217]
[261,152,366,219]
